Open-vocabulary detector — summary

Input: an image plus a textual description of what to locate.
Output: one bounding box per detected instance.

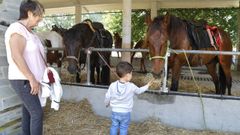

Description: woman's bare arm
[9,33,40,95]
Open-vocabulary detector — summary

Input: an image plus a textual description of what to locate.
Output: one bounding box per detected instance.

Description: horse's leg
[205,62,220,94]
[116,51,119,58]
[218,62,232,95]
[76,72,81,83]
[90,65,95,84]
[131,52,135,64]
[140,57,147,73]
[170,61,182,91]
[96,66,100,84]
[101,65,110,85]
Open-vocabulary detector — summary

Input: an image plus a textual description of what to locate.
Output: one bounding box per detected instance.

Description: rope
[83,20,96,32]
[96,51,120,79]
[182,49,207,129]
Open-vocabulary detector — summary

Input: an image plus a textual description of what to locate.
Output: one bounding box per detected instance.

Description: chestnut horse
[131,39,149,73]
[146,13,232,95]
[113,32,134,58]
[113,32,148,72]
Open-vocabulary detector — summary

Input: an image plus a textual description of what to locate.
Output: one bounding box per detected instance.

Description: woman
[5,0,45,135]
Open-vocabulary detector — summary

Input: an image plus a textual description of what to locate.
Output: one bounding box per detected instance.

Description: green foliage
[35,8,238,48]
[102,10,149,43]
[102,12,123,36]
[158,8,238,47]
[35,14,75,32]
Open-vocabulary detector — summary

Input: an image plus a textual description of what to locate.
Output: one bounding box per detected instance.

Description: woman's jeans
[110,112,131,135]
[10,80,43,135]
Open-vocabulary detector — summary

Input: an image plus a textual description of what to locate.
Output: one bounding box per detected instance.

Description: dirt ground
[43,99,238,135]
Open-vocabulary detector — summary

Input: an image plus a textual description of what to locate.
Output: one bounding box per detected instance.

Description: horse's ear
[163,12,170,26]
[144,13,152,25]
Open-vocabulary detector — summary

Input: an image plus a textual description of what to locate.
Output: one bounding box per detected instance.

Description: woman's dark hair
[116,61,133,78]
[19,0,45,20]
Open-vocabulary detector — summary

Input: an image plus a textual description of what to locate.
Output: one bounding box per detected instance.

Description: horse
[37,31,64,68]
[62,20,112,85]
[113,32,134,58]
[146,13,232,95]
[131,39,149,73]
[51,25,67,37]
[113,32,123,57]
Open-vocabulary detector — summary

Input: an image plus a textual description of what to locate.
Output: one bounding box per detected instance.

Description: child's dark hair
[116,61,133,78]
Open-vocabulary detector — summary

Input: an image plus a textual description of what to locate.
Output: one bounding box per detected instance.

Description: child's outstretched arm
[134,79,155,94]
[147,79,155,87]
[104,86,112,108]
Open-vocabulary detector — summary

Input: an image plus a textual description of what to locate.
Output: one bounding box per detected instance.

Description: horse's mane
[150,15,185,35]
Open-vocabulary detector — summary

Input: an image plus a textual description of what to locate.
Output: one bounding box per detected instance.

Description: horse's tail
[218,64,226,94]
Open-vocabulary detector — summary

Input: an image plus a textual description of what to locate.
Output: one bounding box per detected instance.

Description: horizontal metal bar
[170,49,240,55]
[46,47,240,56]
[46,47,64,51]
[90,48,149,52]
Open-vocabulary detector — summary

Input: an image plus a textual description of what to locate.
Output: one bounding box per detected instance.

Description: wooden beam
[237,1,240,71]
[157,1,239,9]
[75,5,82,23]
[121,0,132,62]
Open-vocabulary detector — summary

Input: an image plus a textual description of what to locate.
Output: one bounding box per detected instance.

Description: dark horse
[146,13,232,95]
[63,20,112,85]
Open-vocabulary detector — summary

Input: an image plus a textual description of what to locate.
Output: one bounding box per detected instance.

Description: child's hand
[147,79,155,86]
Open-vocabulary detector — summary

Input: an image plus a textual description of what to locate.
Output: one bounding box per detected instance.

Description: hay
[43,99,237,135]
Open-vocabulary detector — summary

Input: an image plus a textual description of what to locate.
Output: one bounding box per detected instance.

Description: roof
[38,0,239,15]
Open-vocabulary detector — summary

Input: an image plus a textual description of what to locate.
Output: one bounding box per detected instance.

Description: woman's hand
[29,76,40,95]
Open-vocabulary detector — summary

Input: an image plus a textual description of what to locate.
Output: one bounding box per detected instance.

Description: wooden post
[121,0,132,62]
[237,1,240,71]
[75,5,82,24]
[151,0,157,20]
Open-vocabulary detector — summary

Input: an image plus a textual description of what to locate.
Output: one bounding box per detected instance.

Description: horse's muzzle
[67,64,78,74]
[151,71,162,79]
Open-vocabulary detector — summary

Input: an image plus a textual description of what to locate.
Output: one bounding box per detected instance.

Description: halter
[66,50,81,71]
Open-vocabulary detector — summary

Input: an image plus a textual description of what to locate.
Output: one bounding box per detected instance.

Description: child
[104,61,153,135]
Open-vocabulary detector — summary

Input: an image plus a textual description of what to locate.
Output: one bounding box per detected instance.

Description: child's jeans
[110,112,131,135]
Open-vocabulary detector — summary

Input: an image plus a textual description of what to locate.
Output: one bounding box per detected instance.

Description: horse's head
[113,32,122,48]
[63,28,82,74]
[51,25,66,37]
[146,13,171,78]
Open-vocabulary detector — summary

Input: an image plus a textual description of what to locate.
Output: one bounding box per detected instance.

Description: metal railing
[47,47,240,92]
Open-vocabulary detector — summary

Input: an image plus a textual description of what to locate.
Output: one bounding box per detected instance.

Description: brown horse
[113,32,122,57]
[131,39,149,73]
[113,32,148,72]
[113,32,134,57]
[146,13,232,95]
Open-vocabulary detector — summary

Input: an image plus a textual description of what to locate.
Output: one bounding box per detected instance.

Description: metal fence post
[86,48,92,85]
